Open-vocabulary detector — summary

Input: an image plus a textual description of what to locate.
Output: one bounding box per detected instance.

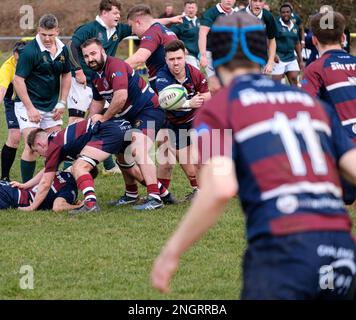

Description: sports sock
[103,155,116,170]
[125,184,138,198]
[147,184,161,201]
[158,182,169,197]
[76,173,96,208]
[20,159,36,183]
[1,144,17,180]
[189,176,198,189]
[158,179,171,189]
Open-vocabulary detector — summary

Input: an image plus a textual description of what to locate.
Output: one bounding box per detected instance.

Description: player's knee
[7,130,21,148]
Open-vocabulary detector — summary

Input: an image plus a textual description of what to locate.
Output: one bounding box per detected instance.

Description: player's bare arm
[155,15,183,26]
[18,171,56,211]
[125,48,152,69]
[151,156,238,293]
[264,38,276,74]
[88,99,106,118]
[11,168,45,190]
[13,75,40,123]
[198,26,210,68]
[0,86,7,104]
[101,89,128,122]
[52,72,71,121]
[52,197,84,212]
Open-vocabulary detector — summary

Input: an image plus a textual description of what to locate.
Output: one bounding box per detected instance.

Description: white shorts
[272,59,300,75]
[185,54,200,70]
[67,77,93,113]
[205,51,216,78]
[15,102,63,132]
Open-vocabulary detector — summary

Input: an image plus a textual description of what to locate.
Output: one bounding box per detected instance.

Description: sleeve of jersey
[121,24,133,38]
[110,62,129,91]
[0,62,13,89]
[155,71,171,92]
[139,29,160,53]
[301,66,322,98]
[15,48,34,79]
[92,84,103,101]
[193,93,233,164]
[200,9,215,27]
[195,69,209,93]
[44,143,62,173]
[266,13,277,39]
[170,24,181,37]
[326,103,356,159]
[71,26,91,47]
[62,47,71,74]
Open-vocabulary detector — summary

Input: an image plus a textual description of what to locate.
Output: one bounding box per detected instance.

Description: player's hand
[151,250,180,294]
[28,107,41,123]
[263,62,273,74]
[18,204,34,211]
[200,55,208,69]
[10,181,25,189]
[170,15,183,24]
[52,101,66,121]
[188,93,204,109]
[91,114,104,123]
[75,69,87,89]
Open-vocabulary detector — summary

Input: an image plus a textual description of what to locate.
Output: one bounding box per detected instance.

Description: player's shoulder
[262,9,275,22]
[203,4,219,17]
[74,20,98,34]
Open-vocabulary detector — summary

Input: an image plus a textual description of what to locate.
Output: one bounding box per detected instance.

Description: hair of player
[13,41,28,54]
[127,4,152,21]
[165,40,186,54]
[280,3,293,12]
[27,128,46,151]
[81,38,104,50]
[38,14,59,29]
[184,0,197,6]
[310,11,345,45]
[99,0,121,13]
[211,13,268,71]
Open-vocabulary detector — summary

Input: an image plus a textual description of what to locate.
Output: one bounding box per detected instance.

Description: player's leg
[108,153,142,206]
[285,60,301,87]
[71,146,110,213]
[1,98,21,181]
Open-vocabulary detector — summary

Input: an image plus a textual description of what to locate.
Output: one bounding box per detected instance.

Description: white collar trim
[35,34,65,60]
[246,6,263,20]
[96,15,116,39]
[279,17,294,31]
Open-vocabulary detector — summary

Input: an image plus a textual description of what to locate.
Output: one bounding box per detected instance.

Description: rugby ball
[158,84,188,110]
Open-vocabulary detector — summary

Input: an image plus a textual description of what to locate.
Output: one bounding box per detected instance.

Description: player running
[151,13,356,300]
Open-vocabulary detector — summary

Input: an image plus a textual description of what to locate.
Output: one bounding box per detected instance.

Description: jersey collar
[216,3,236,15]
[279,17,294,31]
[96,15,116,40]
[35,34,65,60]
[246,6,263,20]
[185,16,198,25]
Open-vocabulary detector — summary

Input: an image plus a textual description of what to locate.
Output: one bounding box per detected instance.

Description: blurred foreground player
[151,13,356,300]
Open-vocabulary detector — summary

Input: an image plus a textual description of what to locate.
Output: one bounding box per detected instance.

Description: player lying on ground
[15,118,131,213]
[4,171,81,212]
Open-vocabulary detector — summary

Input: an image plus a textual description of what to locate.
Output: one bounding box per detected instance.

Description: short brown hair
[165,40,186,54]
[184,0,197,5]
[81,38,103,50]
[310,11,345,45]
[127,4,152,20]
[99,0,121,13]
[27,128,46,151]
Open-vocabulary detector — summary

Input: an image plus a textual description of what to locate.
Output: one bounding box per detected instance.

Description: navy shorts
[0,181,19,209]
[87,119,132,155]
[241,232,356,300]
[167,121,193,150]
[4,97,20,129]
[123,102,165,137]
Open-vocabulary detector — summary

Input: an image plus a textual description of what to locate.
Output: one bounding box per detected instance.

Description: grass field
[0,105,247,300]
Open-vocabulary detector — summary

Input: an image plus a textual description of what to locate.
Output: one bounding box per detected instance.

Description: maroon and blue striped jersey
[156,64,209,125]
[91,56,159,117]
[302,49,356,141]
[194,74,355,241]
[138,23,177,89]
